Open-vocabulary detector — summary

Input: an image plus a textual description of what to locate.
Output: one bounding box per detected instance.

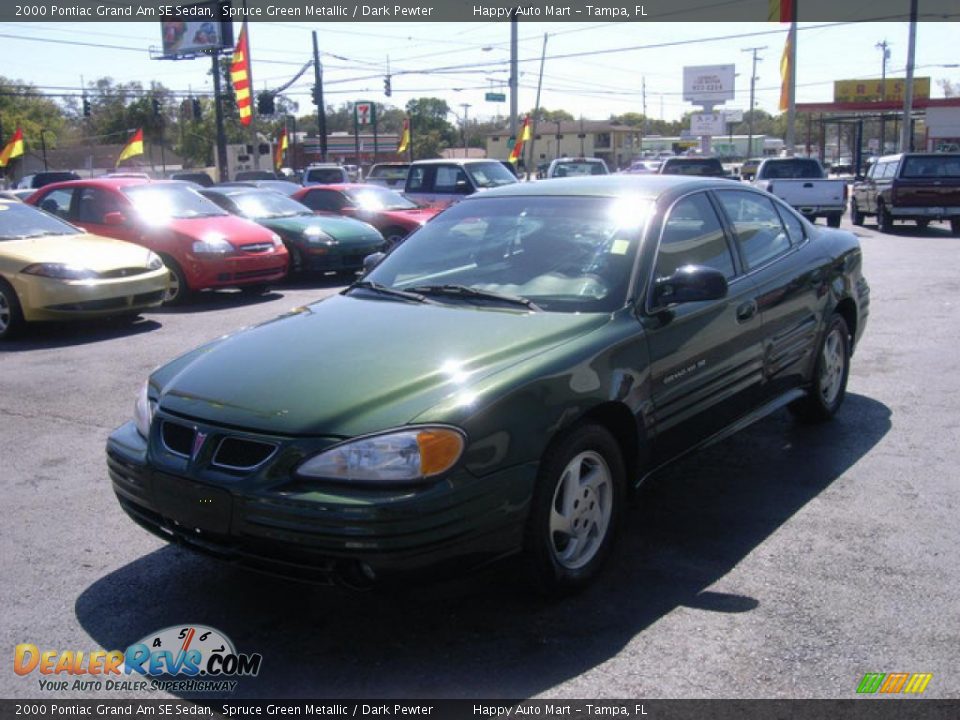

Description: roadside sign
[485,92,506,102]
[354,101,375,126]
[723,108,744,123]
[691,112,726,136]
[683,65,736,103]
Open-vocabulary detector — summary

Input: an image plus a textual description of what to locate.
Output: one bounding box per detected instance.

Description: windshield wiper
[345,280,435,304]
[406,284,541,311]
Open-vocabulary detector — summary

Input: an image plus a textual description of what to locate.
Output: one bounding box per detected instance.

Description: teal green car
[108,176,869,594]
[201,187,384,274]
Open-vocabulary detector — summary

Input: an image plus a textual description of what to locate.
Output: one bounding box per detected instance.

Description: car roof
[35,177,164,191]
[409,158,501,166]
[468,174,737,200]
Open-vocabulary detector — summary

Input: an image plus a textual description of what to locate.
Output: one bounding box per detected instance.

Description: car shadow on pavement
[75,393,890,699]
[0,316,161,352]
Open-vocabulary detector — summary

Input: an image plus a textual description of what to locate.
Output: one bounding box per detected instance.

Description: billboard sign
[690,112,726,136]
[683,65,736,103]
[833,77,931,103]
[354,101,376,126]
[160,1,233,57]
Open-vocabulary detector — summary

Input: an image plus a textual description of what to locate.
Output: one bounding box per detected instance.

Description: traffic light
[384,75,392,97]
[192,98,202,120]
[257,92,275,115]
[311,85,320,106]
[151,98,161,117]
[82,97,91,117]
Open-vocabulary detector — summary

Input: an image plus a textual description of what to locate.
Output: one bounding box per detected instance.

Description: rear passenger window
[654,193,735,281]
[301,190,343,212]
[434,166,468,193]
[406,166,431,192]
[716,190,791,270]
[775,203,805,245]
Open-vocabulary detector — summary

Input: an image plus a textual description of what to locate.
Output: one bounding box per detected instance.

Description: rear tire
[0,278,25,340]
[951,218,960,236]
[878,201,894,233]
[160,256,191,306]
[827,213,842,228]
[523,424,625,596]
[850,200,864,226]
[916,219,930,231]
[790,313,850,423]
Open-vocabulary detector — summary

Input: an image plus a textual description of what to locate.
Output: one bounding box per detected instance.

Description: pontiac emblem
[191,431,207,460]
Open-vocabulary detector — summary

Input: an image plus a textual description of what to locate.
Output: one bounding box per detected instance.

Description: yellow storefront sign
[833,77,930,103]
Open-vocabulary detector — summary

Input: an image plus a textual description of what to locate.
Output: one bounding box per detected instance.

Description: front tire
[160,256,191,306]
[790,313,851,423]
[916,219,930,231]
[850,200,864,226]
[524,424,625,596]
[0,279,25,340]
[951,218,960,236]
[878,201,894,233]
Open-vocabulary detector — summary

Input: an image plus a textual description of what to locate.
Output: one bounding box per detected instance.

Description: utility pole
[526,32,548,178]
[900,0,918,152]
[460,103,471,156]
[742,46,766,159]
[312,31,327,162]
[641,75,647,157]
[785,20,797,156]
[509,9,518,142]
[876,39,891,153]
[211,54,228,182]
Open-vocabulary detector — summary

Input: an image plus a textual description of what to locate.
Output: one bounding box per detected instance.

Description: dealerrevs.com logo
[15,625,262,694]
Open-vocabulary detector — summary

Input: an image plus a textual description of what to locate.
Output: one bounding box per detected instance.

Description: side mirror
[103,211,128,226]
[362,252,386,275]
[654,265,728,306]
[455,180,473,195]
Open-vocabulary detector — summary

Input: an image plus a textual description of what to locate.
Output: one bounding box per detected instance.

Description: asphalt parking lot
[2,216,959,701]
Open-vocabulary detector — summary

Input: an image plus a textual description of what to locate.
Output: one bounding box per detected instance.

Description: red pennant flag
[230,22,253,126]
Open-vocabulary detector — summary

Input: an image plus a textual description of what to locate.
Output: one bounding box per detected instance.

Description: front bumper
[106,420,535,584]
[183,250,288,290]
[15,269,169,322]
[298,242,385,272]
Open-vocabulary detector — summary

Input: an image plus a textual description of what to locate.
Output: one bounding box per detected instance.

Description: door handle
[736,300,758,322]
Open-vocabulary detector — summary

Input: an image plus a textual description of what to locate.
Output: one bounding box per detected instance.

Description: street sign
[691,112,726,136]
[723,108,744,123]
[485,92,506,102]
[683,65,736,103]
[354,101,376,126]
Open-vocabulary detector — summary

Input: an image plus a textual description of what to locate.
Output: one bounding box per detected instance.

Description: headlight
[146,252,164,270]
[133,381,155,438]
[302,225,336,244]
[270,232,283,248]
[191,234,233,254]
[295,427,465,483]
[22,263,97,280]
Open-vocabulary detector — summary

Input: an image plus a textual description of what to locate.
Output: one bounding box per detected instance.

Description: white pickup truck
[752,158,848,227]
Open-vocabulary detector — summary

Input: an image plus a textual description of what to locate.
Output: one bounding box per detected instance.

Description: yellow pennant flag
[116,129,144,167]
[0,127,25,168]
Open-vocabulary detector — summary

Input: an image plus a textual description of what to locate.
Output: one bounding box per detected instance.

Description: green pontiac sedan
[200,187,384,275]
[107,175,869,594]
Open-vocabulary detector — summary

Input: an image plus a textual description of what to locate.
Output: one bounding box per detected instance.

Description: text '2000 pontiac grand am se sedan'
[107,175,869,595]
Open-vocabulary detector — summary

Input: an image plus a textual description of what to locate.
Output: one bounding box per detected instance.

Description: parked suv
[403,158,518,207]
[850,153,960,234]
[303,164,351,186]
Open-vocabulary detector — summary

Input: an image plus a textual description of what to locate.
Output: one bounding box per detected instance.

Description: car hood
[262,215,382,245]
[164,215,274,245]
[1,232,155,271]
[152,294,609,437]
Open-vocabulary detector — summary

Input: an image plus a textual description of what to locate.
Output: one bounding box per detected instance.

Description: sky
[0,19,957,125]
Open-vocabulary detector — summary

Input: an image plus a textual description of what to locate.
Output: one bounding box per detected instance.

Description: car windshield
[344,186,418,211]
[230,191,312,219]
[123,184,227,221]
[362,195,649,313]
[464,162,519,189]
[0,201,81,239]
[552,161,606,177]
[901,156,960,178]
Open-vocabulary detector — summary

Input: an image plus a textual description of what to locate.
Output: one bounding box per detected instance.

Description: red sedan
[27,179,288,304]
[291,183,440,249]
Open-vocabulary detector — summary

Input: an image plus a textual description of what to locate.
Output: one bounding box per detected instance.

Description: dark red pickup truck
[850,153,960,234]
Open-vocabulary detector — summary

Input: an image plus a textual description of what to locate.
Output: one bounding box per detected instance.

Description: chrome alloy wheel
[819,324,846,407]
[0,290,10,334]
[163,269,180,304]
[548,450,614,570]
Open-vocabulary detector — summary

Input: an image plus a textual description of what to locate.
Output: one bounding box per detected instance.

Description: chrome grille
[161,420,194,457]
[99,267,151,279]
[240,243,274,253]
